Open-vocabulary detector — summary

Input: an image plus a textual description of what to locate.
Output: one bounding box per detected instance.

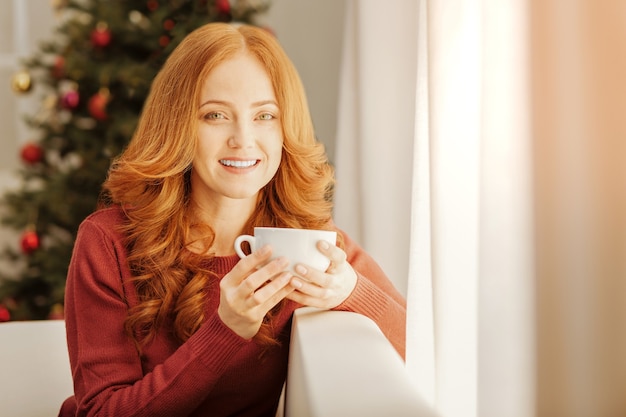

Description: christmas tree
[0,0,271,321]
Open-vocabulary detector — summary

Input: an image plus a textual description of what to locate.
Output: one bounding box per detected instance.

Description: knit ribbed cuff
[189,312,251,371]
[333,274,389,322]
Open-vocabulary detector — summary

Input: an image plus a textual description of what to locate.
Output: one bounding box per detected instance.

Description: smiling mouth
[219,159,259,168]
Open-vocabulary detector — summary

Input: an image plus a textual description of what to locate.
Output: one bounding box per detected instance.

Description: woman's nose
[228,121,255,148]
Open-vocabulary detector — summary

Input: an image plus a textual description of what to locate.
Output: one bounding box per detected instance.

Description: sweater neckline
[202,253,241,275]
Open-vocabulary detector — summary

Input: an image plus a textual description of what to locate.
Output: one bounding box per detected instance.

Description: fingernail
[319,241,330,249]
[291,277,303,288]
[295,265,307,275]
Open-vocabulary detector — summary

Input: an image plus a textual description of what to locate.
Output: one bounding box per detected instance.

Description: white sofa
[0,320,73,417]
[286,307,436,417]
[0,310,435,416]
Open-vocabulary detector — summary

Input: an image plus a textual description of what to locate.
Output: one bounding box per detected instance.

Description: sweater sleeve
[331,229,407,359]
[64,217,249,417]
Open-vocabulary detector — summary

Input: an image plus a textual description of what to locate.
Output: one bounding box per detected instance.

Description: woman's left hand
[286,240,357,309]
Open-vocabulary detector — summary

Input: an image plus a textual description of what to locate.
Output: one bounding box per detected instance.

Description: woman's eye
[258,113,274,120]
[205,112,224,120]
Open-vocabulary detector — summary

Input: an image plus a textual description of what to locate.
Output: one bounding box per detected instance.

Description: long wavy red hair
[100,23,338,348]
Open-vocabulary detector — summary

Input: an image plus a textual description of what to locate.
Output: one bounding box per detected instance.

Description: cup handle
[234,235,255,259]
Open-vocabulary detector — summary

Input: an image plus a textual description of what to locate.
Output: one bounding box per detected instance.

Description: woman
[61,22,406,417]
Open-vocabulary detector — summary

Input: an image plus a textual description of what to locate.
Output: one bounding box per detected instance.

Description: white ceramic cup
[234,227,337,275]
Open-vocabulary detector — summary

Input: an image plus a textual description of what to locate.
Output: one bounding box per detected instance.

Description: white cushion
[0,320,73,417]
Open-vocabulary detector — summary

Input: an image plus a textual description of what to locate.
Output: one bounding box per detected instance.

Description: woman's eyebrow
[199,99,230,108]
[251,100,279,107]
[199,99,279,108]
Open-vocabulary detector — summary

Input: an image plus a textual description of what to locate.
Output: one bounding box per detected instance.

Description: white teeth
[220,159,258,168]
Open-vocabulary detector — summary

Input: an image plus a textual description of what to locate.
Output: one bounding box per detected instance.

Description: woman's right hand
[218,245,296,339]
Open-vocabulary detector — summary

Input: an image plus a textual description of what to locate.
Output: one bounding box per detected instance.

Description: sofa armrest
[285,307,437,417]
[0,320,73,417]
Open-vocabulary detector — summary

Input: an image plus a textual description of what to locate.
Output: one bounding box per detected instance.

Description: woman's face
[191,52,284,209]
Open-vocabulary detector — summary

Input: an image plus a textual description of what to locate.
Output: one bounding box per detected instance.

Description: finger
[294,264,331,288]
[246,244,274,267]
[224,245,273,286]
[286,288,326,309]
[240,256,290,296]
[248,271,295,309]
[290,272,331,296]
[316,240,347,272]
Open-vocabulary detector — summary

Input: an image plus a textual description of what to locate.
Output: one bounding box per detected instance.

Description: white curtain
[407,1,534,416]
[333,0,418,297]
[335,1,533,415]
[335,1,626,417]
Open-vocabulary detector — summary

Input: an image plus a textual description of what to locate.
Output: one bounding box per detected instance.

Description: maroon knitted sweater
[59,207,406,417]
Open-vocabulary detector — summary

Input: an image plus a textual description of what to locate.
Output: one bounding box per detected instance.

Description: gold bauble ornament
[11,70,33,94]
[50,0,68,10]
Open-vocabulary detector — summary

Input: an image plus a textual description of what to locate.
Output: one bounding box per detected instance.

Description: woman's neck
[190,195,256,256]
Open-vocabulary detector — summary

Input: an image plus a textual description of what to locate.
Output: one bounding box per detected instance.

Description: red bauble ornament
[20,230,40,254]
[20,142,44,165]
[159,35,170,47]
[52,56,65,79]
[216,0,230,13]
[61,89,80,109]
[0,305,9,322]
[147,0,159,12]
[163,19,175,31]
[88,89,110,121]
[91,23,112,48]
